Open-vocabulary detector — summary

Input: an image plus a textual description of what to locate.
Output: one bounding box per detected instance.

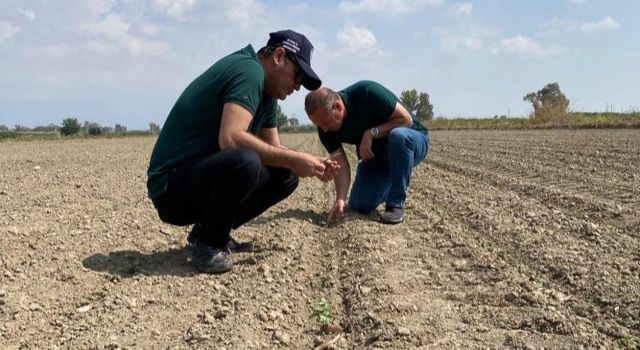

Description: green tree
[0,125,8,132]
[523,82,570,123]
[33,124,59,132]
[288,117,299,126]
[149,122,161,135]
[60,118,81,136]
[87,122,103,135]
[400,89,434,122]
[114,124,127,134]
[14,124,30,132]
[276,104,288,128]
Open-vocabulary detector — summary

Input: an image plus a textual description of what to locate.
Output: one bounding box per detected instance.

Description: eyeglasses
[285,53,305,84]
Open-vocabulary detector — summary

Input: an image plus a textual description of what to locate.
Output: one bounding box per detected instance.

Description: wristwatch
[370,127,380,138]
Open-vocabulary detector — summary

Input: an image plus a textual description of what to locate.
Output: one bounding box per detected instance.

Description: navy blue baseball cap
[267,29,322,91]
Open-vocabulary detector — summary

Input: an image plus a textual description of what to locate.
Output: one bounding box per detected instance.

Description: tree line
[401,82,573,124]
[0,119,162,136]
[58,119,163,136]
[0,82,578,135]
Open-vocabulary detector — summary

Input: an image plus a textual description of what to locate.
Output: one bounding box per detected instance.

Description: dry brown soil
[1,129,639,350]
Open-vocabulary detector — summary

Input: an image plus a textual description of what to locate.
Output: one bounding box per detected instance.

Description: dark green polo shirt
[318,80,428,158]
[147,44,277,199]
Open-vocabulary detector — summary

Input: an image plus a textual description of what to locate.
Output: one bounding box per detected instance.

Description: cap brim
[298,59,321,91]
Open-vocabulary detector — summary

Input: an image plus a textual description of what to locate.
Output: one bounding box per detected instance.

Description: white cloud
[338,0,445,14]
[539,17,577,36]
[85,40,117,55]
[431,4,498,53]
[17,8,36,21]
[337,23,382,55]
[580,16,619,34]
[450,2,472,16]
[140,23,160,36]
[492,35,565,56]
[433,27,483,51]
[87,0,116,17]
[224,0,272,30]
[84,13,170,56]
[152,0,198,20]
[39,44,76,58]
[0,20,20,43]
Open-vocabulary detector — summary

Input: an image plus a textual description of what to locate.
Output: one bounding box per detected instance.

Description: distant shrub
[61,118,81,136]
[524,82,570,124]
[87,123,103,135]
[280,124,316,133]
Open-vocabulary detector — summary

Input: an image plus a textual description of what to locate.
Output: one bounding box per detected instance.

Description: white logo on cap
[282,38,300,53]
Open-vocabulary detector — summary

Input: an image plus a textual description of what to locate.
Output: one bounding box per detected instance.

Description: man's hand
[290,152,326,178]
[327,199,346,225]
[359,130,375,161]
[316,158,340,182]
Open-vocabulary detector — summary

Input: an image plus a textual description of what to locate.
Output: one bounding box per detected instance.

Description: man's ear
[274,47,287,65]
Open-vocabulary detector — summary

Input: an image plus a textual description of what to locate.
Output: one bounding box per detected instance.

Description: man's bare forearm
[223,130,297,168]
[371,102,413,139]
[334,155,351,201]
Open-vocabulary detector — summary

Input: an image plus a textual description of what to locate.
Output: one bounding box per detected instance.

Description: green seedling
[313,298,334,325]
[618,335,637,350]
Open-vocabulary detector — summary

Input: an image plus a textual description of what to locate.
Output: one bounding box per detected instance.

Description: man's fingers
[327,211,335,225]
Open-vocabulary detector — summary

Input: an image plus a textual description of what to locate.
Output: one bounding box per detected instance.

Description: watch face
[371,127,379,136]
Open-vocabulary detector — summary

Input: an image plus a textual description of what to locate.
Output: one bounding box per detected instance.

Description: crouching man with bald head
[305,80,430,224]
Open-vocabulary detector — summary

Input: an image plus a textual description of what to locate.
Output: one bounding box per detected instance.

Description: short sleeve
[262,100,277,128]
[367,83,398,120]
[221,59,265,116]
[318,128,342,154]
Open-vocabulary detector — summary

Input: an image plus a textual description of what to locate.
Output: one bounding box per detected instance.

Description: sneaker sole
[379,216,404,224]
[196,263,233,274]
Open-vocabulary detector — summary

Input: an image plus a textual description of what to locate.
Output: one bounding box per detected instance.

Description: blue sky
[1,0,638,129]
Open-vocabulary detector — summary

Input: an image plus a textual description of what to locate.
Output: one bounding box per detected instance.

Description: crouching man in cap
[305,80,430,225]
[147,30,335,273]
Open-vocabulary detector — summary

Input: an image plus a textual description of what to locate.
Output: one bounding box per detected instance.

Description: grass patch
[0,131,61,141]
[426,112,640,130]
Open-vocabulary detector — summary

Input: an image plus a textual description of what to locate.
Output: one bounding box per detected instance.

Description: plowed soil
[1,129,638,350]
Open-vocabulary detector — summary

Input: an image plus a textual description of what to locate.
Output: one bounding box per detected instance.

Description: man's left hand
[359,131,375,161]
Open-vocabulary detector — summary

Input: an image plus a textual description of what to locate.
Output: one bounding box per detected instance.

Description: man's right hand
[327,199,346,225]
[315,158,340,182]
[291,152,326,178]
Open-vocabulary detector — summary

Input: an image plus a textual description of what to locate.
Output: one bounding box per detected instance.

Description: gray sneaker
[380,206,405,224]
[192,242,233,273]
[188,224,254,253]
[226,238,255,253]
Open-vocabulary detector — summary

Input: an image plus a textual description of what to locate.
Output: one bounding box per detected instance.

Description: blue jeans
[348,127,430,213]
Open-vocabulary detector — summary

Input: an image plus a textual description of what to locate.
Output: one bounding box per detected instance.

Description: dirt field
[1,129,638,350]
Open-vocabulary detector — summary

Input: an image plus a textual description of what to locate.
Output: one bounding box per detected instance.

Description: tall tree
[88,122,103,135]
[400,89,434,122]
[114,124,127,133]
[14,124,30,132]
[60,118,81,136]
[149,122,161,135]
[523,82,570,122]
[276,104,288,128]
[288,117,299,126]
